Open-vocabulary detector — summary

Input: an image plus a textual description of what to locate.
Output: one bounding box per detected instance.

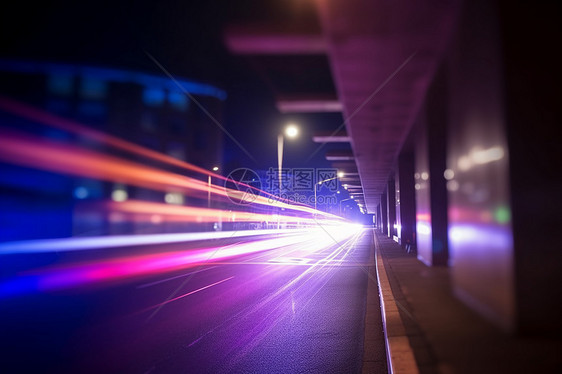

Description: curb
[373,231,419,374]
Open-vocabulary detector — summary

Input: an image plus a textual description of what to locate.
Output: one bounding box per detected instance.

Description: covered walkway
[373,231,562,373]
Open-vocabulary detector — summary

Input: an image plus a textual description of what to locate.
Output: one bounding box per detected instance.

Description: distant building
[0,60,226,240]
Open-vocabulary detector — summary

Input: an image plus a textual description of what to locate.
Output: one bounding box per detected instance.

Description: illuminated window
[73,180,103,200]
[47,74,74,96]
[112,185,128,202]
[142,87,165,107]
[168,90,189,111]
[74,186,89,199]
[79,77,107,99]
[165,192,184,205]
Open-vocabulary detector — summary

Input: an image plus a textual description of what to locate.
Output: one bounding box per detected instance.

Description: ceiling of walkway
[226,0,459,212]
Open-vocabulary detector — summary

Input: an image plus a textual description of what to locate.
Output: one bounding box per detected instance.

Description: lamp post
[276,124,298,229]
[277,124,299,195]
[208,166,219,209]
[339,197,353,216]
[314,176,338,211]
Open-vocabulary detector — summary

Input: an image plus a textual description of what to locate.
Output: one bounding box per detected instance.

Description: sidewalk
[373,230,562,374]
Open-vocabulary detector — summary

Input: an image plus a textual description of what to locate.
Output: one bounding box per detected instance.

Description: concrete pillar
[381,190,388,236]
[499,0,562,336]
[426,65,449,266]
[394,170,401,244]
[386,178,396,238]
[398,151,416,252]
[413,65,449,268]
[446,0,513,331]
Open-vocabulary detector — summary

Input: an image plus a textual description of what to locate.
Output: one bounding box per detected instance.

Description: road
[0,228,384,373]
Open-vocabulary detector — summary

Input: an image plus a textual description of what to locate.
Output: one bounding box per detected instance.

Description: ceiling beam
[325,150,354,161]
[276,95,342,113]
[313,131,350,143]
[225,25,326,55]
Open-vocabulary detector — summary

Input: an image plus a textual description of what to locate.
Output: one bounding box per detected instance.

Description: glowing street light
[278,124,299,194]
[285,124,299,138]
[314,176,338,211]
[208,166,219,208]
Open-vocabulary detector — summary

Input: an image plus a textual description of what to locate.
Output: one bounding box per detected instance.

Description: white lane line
[0,229,310,254]
[139,276,235,314]
[136,266,217,289]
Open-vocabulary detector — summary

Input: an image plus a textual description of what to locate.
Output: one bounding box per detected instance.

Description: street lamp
[285,124,299,138]
[339,197,353,216]
[208,166,219,209]
[314,176,338,211]
[277,123,299,194]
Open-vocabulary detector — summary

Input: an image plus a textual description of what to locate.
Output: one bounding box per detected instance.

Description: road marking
[136,266,217,289]
[139,276,234,314]
[373,232,419,374]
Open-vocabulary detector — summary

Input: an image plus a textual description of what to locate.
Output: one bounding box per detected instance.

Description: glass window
[168,90,189,111]
[47,74,74,96]
[142,87,165,107]
[80,77,107,100]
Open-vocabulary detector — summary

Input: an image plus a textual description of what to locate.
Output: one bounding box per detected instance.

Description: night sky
[1,0,345,172]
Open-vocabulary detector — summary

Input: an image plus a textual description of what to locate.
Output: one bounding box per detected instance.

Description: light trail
[102,200,322,224]
[136,266,218,289]
[179,228,365,354]
[0,95,226,180]
[0,128,342,219]
[0,225,363,298]
[0,95,364,313]
[138,276,235,313]
[0,228,312,254]
[0,96,334,215]
[189,229,366,363]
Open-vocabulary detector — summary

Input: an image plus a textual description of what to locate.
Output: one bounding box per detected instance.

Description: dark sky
[1,0,345,172]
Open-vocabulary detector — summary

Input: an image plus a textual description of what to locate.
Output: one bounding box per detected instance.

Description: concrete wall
[413,75,449,267]
[381,190,388,235]
[446,0,514,331]
[413,113,433,265]
[394,170,401,243]
[397,151,416,252]
[386,178,396,238]
[384,0,561,336]
[499,1,562,336]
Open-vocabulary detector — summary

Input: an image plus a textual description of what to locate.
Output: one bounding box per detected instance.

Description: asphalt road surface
[0,229,384,373]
